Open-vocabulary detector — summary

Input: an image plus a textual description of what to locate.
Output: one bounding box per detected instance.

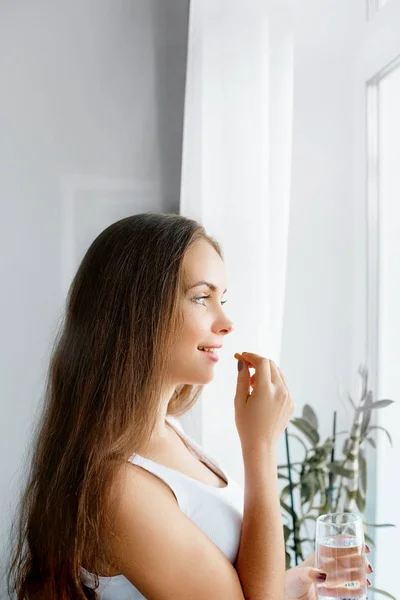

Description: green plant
[280,364,396,599]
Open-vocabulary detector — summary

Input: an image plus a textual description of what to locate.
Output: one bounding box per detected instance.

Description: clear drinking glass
[315,513,367,600]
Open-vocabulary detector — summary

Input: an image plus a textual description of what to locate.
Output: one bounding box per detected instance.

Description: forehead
[182,239,226,289]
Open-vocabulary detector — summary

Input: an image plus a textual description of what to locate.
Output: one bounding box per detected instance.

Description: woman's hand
[284,549,373,600]
[234,352,295,452]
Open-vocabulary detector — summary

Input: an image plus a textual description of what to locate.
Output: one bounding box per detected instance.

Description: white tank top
[80,415,244,599]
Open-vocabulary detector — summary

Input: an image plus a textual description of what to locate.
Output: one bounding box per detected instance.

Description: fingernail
[237,360,243,372]
[367,578,371,586]
[368,563,374,574]
[317,572,327,582]
[365,544,371,552]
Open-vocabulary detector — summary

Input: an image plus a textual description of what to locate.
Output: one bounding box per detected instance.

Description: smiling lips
[198,346,221,362]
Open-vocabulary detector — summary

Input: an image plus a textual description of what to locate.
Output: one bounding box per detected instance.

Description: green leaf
[358,399,394,412]
[346,488,357,502]
[301,480,311,504]
[285,550,292,570]
[347,394,357,410]
[327,462,354,479]
[358,364,369,402]
[364,532,375,548]
[317,470,327,507]
[359,449,367,493]
[281,483,299,500]
[360,390,373,438]
[278,473,289,480]
[358,363,368,379]
[291,417,320,446]
[283,525,292,542]
[280,499,296,517]
[356,488,366,512]
[367,437,377,449]
[306,471,319,509]
[364,523,396,528]
[332,430,349,437]
[302,404,318,429]
[288,433,309,456]
[368,425,393,447]
[312,444,332,466]
[369,587,396,599]
[298,515,318,526]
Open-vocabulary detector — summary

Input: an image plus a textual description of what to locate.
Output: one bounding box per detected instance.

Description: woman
[8,212,372,599]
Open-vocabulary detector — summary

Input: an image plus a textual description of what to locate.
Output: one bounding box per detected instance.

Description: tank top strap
[128,453,189,512]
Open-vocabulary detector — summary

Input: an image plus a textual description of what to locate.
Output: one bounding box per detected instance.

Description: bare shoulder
[104,461,245,600]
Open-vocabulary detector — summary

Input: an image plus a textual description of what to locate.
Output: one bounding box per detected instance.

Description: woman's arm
[235,444,285,600]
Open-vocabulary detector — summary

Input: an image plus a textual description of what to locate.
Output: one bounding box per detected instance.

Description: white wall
[0,0,189,593]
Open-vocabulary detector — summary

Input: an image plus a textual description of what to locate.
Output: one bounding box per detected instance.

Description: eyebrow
[188,280,227,294]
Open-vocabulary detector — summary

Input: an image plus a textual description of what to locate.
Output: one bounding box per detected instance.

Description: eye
[193,295,228,306]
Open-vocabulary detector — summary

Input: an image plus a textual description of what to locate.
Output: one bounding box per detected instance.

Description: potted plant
[280,364,396,599]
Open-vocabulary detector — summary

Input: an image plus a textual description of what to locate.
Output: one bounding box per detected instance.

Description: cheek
[181,309,205,343]
[184,323,203,344]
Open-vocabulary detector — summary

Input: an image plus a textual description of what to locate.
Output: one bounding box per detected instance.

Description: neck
[148,384,179,440]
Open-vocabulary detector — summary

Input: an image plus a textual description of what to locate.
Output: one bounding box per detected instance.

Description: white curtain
[180,0,294,486]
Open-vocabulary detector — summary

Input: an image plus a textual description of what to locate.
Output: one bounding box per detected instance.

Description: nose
[217,319,235,336]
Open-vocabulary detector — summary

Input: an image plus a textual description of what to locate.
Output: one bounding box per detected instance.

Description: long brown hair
[7,212,223,599]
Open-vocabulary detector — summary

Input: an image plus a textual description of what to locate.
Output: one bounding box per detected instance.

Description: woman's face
[169,239,234,385]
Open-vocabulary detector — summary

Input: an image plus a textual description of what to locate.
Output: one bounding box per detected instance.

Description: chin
[200,370,215,384]
[182,371,215,386]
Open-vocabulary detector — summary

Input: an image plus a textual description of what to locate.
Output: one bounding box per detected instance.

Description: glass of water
[315,513,367,599]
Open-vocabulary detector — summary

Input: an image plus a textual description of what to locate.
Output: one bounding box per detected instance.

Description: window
[366,56,400,595]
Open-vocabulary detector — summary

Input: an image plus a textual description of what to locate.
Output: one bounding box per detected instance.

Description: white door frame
[353,0,400,595]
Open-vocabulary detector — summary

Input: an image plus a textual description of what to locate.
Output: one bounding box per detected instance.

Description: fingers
[319,540,362,560]
[236,352,285,387]
[317,583,368,598]
[304,551,372,597]
[236,353,288,391]
[269,359,281,386]
[366,557,373,574]
[278,367,289,391]
[319,548,371,582]
[299,553,316,568]
[322,553,365,571]
[302,550,372,572]
[303,568,328,584]
[234,358,251,410]
[248,366,290,408]
[237,352,272,382]
[317,545,373,596]
[324,567,366,585]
